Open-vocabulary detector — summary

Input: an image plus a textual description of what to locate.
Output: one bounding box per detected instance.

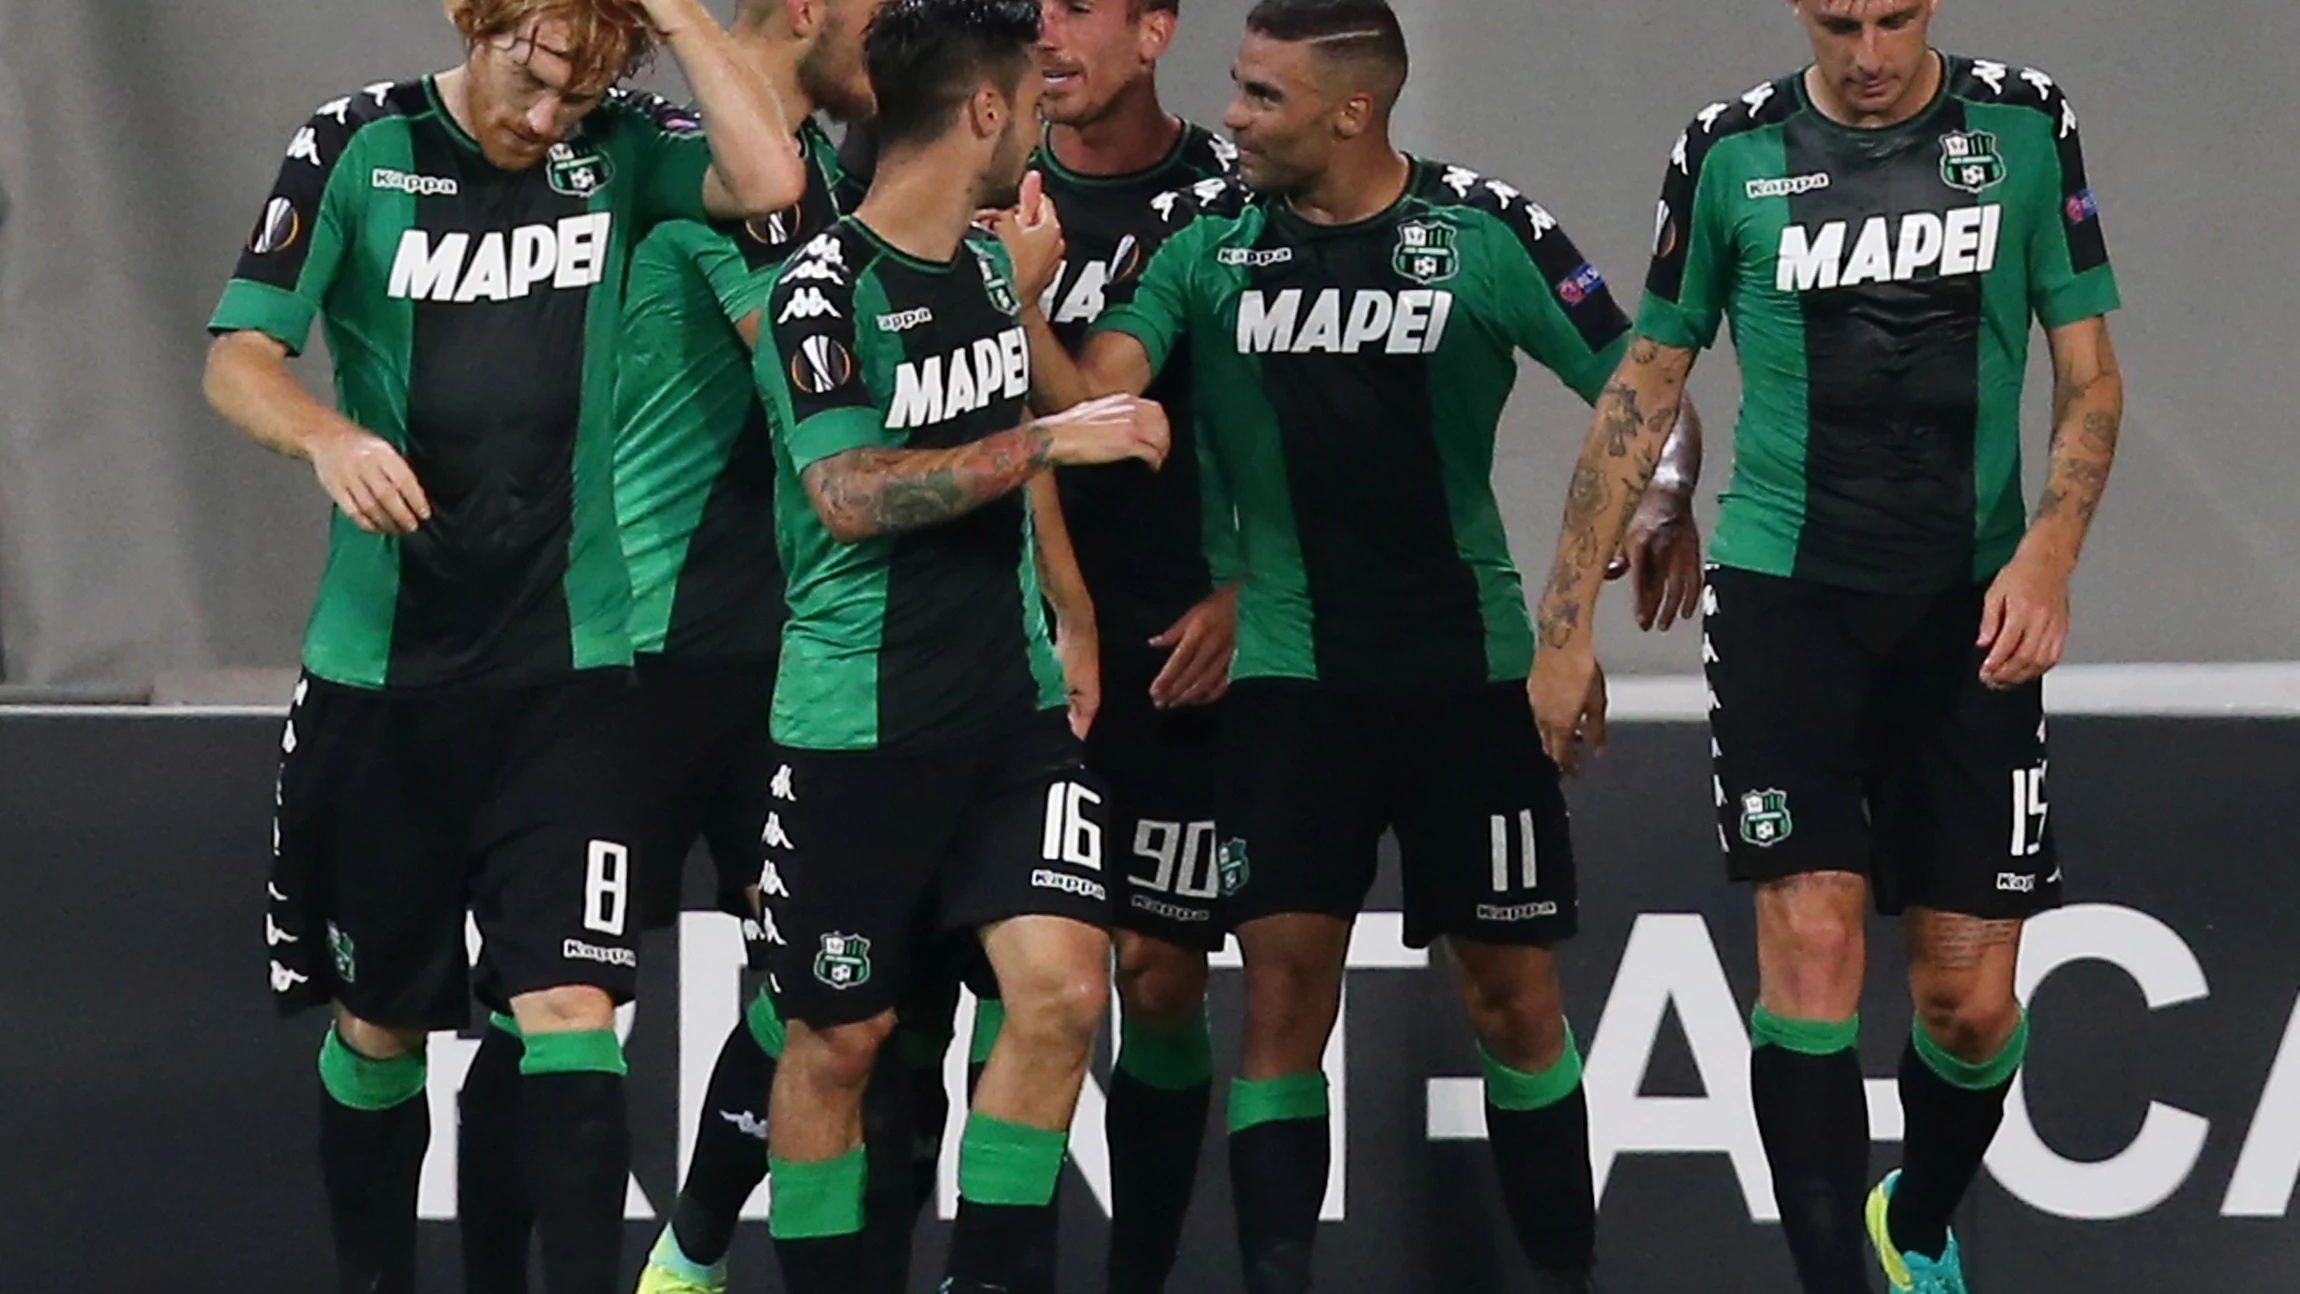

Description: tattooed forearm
[803,421,1055,542]
[2030,330,2124,552]
[1534,342,1695,649]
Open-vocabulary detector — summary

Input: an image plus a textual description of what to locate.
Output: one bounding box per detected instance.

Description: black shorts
[1216,680,1576,949]
[268,670,651,1030]
[759,711,1111,1028]
[621,654,780,946]
[1086,643,1225,951]
[1703,566,2060,919]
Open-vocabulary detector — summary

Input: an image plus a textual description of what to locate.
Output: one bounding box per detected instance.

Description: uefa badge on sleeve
[1938,129,2007,195]
[1738,790,1794,848]
[813,933,872,990]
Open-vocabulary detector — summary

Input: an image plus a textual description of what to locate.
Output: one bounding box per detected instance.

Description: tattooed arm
[1607,395,1708,631]
[1977,316,2124,688]
[1526,338,1699,772]
[799,394,1170,544]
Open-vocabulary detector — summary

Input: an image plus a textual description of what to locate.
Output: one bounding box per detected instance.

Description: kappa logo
[1031,869,1108,902]
[757,860,791,900]
[1235,288,1455,356]
[780,287,842,323]
[1997,872,2038,894]
[265,915,297,947]
[1775,205,2002,292]
[718,1109,770,1141]
[1207,134,1239,167]
[386,215,613,302]
[762,813,796,851]
[269,960,309,994]
[1939,129,2008,195]
[1393,218,1460,285]
[743,908,789,949]
[813,933,872,990]
[876,307,933,332]
[887,326,1030,429]
[1738,790,1793,848]
[287,126,323,167]
[563,938,638,968]
[545,142,615,197]
[1477,900,1561,922]
[1746,172,1831,200]
[1217,247,1294,268]
[371,168,459,197]
[771,764,797,801]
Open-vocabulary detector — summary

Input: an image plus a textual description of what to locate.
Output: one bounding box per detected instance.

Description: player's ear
[968,81,1008,143]
[1137,8,1177,63]
[785,0,820,40]
[1333,88,1375,141]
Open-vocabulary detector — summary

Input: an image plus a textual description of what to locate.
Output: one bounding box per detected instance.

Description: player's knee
[788,1012,895,1093]
[1912,984,2021,1060]
[1456,963,1567,1068]
[332,1008,427,1061]
[509,984,616,1034]
[1116,938,1209,1028]
[1004,960,1111,1052]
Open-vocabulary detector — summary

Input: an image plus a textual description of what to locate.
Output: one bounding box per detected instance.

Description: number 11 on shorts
[1490,809,1538,893]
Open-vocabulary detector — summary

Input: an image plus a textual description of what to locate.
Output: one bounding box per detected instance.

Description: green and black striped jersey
[210,78,714,691]
[754,219,1063,751]
[1639,55,2121,591]
[613,119,850,663]
[1093,160,1631,692]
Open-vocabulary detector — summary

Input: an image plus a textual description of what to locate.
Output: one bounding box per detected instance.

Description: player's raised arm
[637,0,805,217]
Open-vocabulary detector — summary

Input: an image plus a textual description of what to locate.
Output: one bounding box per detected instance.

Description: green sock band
[1117,1004,1214,1091]
[1480,1024,1584,1112]
[488,1012,522,1038]
[767,1147,867,1239]
[518,1028,627,1077]
[956,1113,1068,1206]
[969,998,1006,1066]
[745,990,787,1060]
[1227,1072,1329,1134]
[1750,1007,1859,1056]
[1914,1009,2029,1091]
[318,1029,427,1111]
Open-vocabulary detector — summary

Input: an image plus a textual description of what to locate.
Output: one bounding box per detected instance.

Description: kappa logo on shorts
[1738,790,1794,848]
[1477,900,1561,922]
[771,764,798,801]
[717,1109,770,1141]
[1031,869,1108,902]
[762,812,797,852]
[1997,872,2038,894]
[269,960,308,994]
[562,938,638,968]
[1218,838,1251,896]
[813,933,873,990]
[758,860,792,899]
[326,922,356,982]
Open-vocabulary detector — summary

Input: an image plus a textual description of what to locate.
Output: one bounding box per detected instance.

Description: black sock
[458,1015,532,1294]
[519,1031,631,1294]
[907,1054,950,1222]
[1479,1037,1595,1281]
[1750,1011,1870,1294]
[1888,1014,2026,1260]
[944,1200,1060,1294]
[1106,1065,1212,1293]
[667,1012,777,1268]
[1227,1075,1330,1294]
[859,1048,921,1294]
[315,1030,429,1294]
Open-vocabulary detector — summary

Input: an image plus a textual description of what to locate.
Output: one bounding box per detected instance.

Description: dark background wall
[6,711,2295,1291]
[0,0,2294,688]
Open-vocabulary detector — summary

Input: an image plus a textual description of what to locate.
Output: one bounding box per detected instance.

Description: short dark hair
[864,0,1041,149]
[1245,0,1407,102]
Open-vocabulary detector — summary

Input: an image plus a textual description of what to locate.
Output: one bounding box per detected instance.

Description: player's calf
[767,1010,896,1291]
[1885,910,2031,1268]
[317,1009,431,1294]
[506,986,630,1294]
[1108,932,1216,1294]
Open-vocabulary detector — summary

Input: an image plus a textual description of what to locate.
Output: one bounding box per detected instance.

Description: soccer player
[202,1,805,1290]
[1021,2,1696,1289]
[1528,3,2124,1292]
[745,2,1170,1292]
[1031,1,1238,1289]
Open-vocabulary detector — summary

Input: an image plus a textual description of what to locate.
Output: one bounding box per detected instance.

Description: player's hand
[1057,616,1101,739]
[989,171,1065,308]
[1528,644,1607,778]
[1147,585,1237,709]
[309,422,431,536]
[1977,541,2073,689]
[1040,394,1169,470]
[1606,482,1703,631]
